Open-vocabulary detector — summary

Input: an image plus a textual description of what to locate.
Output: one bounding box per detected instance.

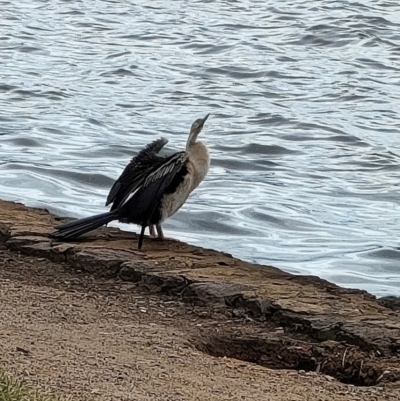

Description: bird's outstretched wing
[106,137,168,210]
[119,151,188,225]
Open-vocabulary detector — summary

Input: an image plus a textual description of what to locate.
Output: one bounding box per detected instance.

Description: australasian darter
[51,114,210,249]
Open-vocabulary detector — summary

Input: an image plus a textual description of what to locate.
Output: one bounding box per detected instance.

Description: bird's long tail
[51,211,118,240]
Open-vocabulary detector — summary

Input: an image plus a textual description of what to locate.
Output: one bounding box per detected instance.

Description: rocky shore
[1,200,400,400]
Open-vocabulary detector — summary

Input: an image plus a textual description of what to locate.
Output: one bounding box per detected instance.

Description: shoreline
[1,199,400,399]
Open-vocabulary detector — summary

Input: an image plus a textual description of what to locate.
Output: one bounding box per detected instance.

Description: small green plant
[0,371,56,401]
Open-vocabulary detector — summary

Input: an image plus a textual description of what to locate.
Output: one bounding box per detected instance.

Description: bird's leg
[156,224,164,240]
[149,224,156,238]
[155,224,174,241]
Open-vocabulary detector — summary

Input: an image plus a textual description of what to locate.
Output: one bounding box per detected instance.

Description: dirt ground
[0,243,398,401]
[1,200,400,400]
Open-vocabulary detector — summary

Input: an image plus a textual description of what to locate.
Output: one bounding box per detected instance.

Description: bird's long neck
[186,131,198,152]
[186,141,210,189]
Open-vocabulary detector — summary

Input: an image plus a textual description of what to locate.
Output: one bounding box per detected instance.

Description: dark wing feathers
[108,173,145,211]
[138,137,168,160]
[116,137,168,187]
[143,153,185,187]
[106,137,168,209]
[119,152,187,224]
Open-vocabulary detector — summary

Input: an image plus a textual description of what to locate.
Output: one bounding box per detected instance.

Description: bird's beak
[201,113,210,126]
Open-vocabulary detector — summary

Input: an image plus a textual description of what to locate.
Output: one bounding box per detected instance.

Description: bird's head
[187,113,210,148]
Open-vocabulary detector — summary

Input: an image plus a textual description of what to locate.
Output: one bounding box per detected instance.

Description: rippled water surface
[2,0,400,296]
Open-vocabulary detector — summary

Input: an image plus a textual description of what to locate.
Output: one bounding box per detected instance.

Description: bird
[51,113,210,250]
[105,136,169,239]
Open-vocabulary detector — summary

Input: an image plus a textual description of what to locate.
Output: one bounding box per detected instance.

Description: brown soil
[1,200,400,400]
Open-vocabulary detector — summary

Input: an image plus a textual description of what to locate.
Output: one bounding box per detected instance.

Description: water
[1,0,400,297]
